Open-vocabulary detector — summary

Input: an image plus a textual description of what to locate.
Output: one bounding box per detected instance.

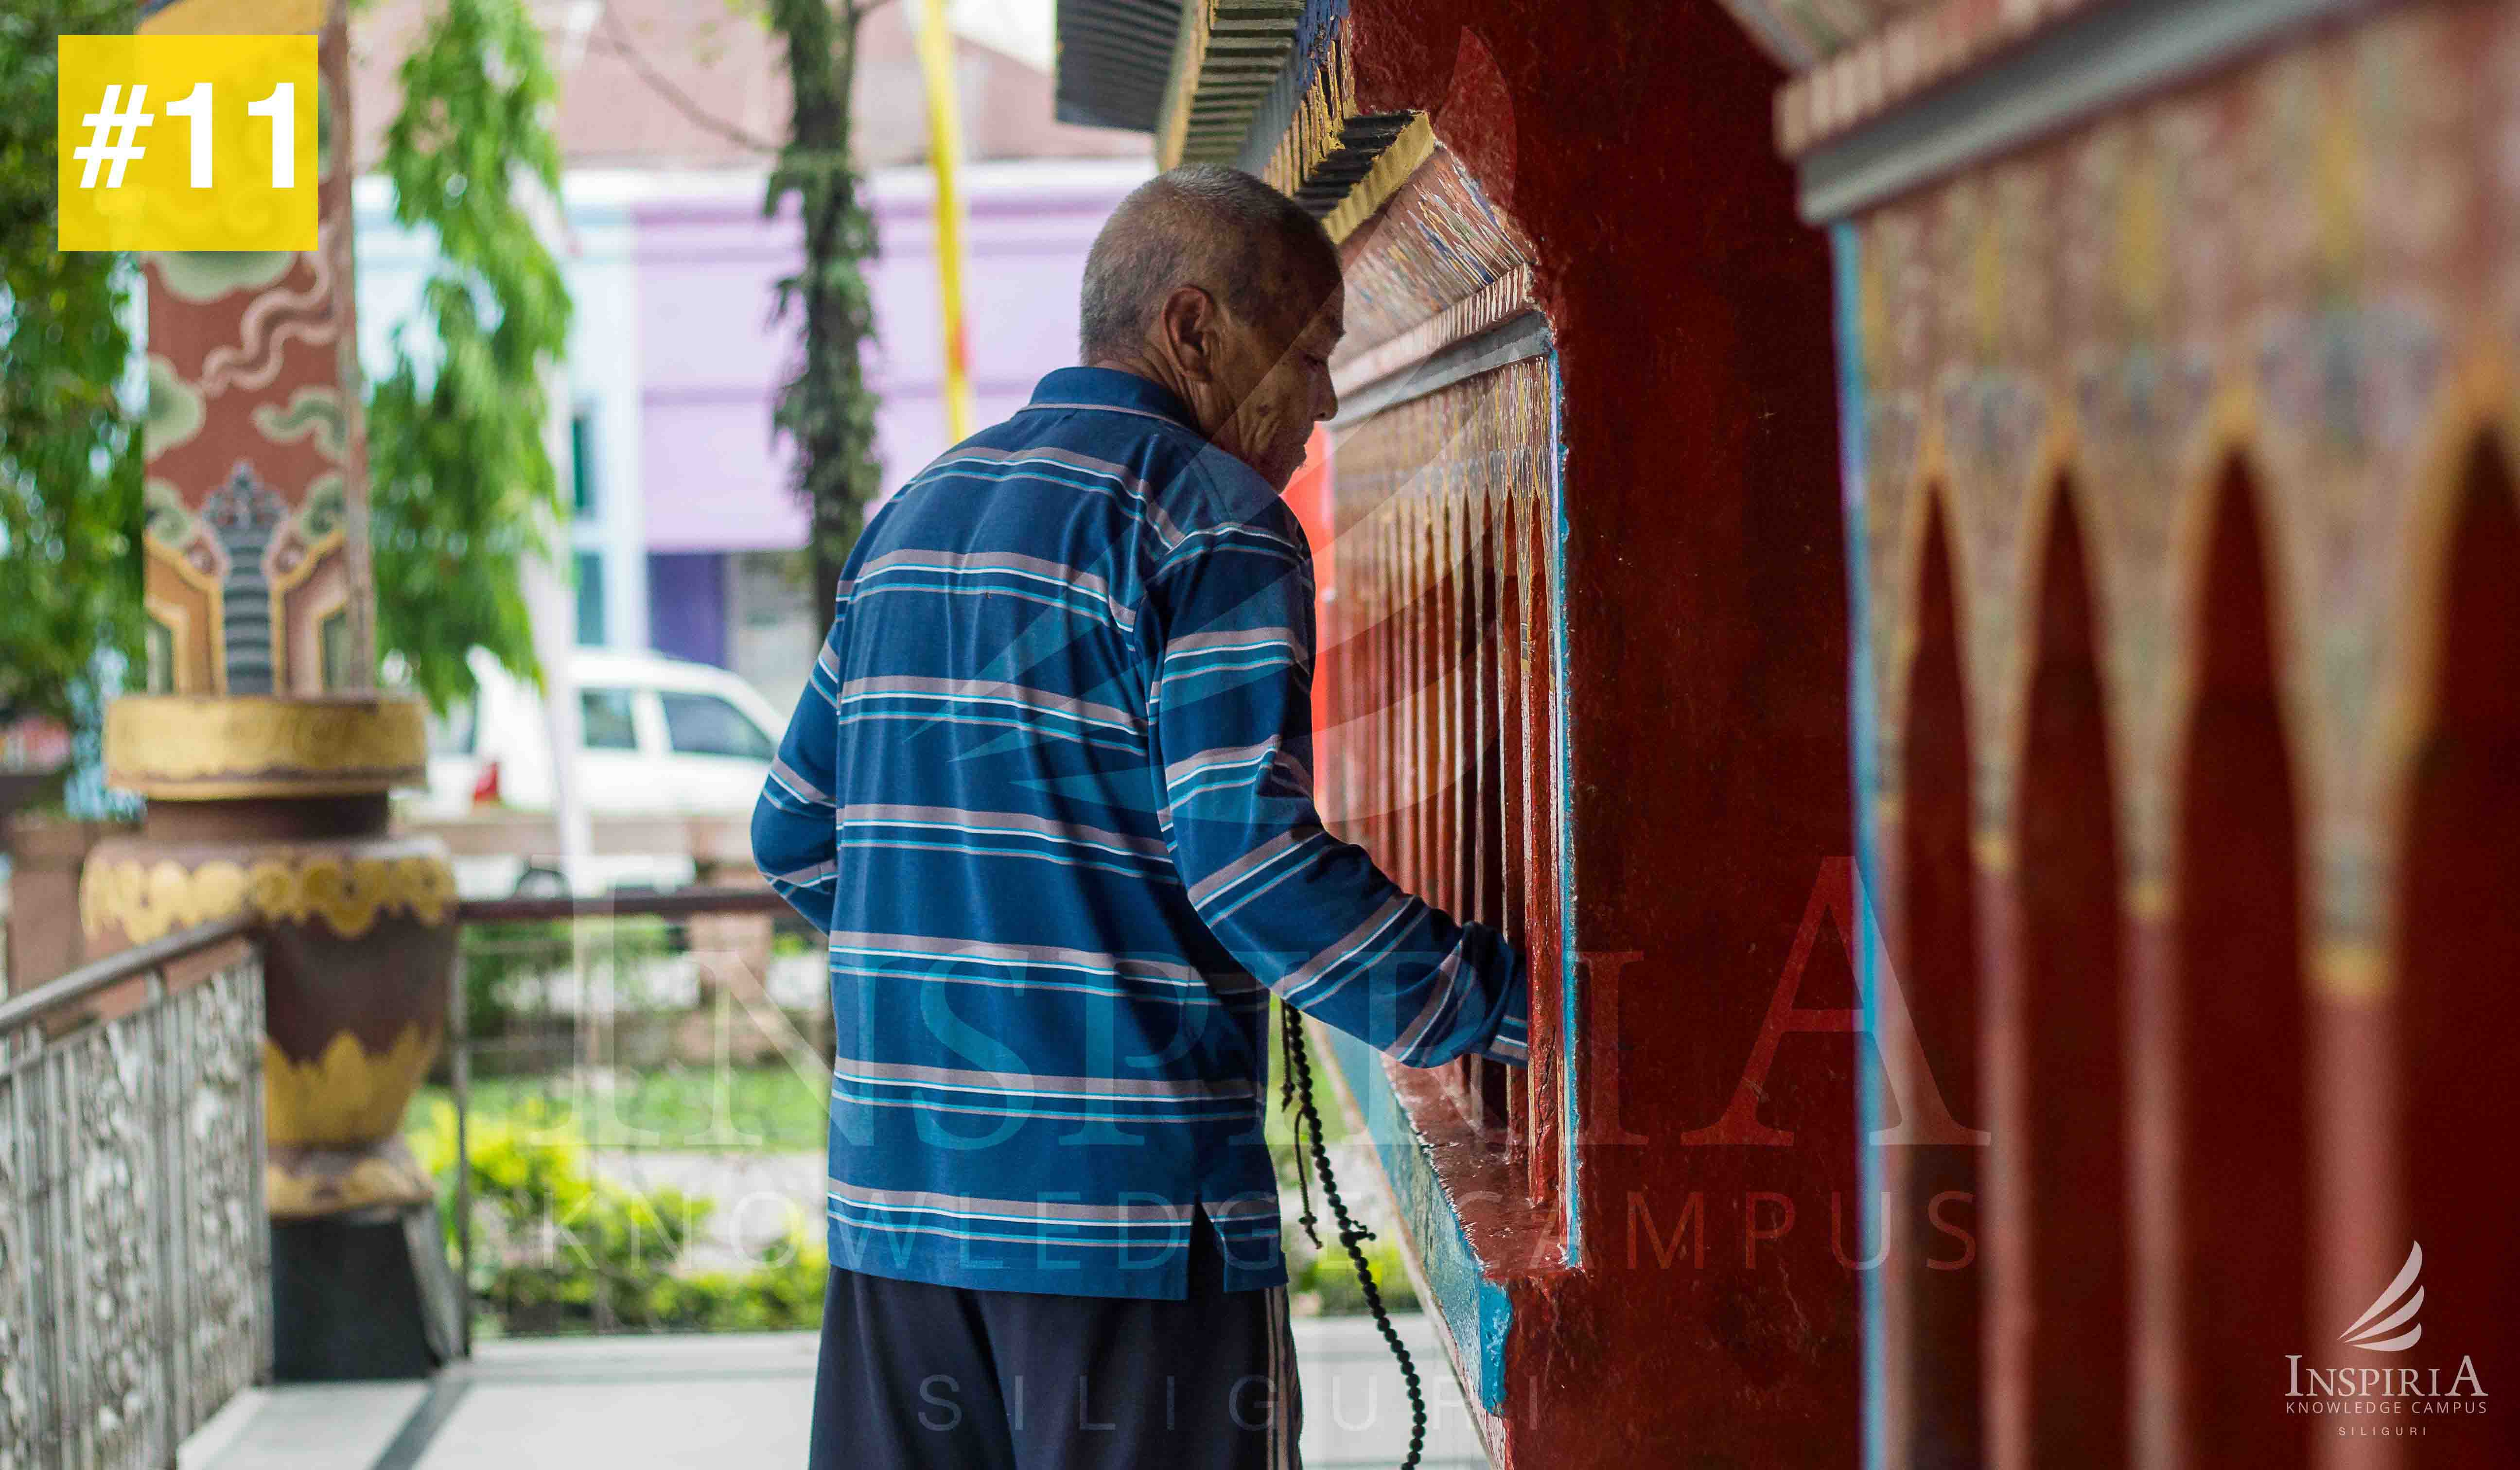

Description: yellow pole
[914,0,976,441]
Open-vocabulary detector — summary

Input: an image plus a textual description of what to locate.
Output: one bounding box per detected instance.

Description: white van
[407,647,791,896]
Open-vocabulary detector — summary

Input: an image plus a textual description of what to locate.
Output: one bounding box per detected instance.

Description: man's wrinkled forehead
[1278,258,1346,344]
[1310,274,1346,340]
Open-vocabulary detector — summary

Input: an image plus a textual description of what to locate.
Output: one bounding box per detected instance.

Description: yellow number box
[58,35,318,252]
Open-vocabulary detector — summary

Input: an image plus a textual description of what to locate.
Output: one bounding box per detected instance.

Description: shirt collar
[1024,367,1203,435]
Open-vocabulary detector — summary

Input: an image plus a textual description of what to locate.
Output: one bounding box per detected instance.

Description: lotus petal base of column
[268,1135,437,1219]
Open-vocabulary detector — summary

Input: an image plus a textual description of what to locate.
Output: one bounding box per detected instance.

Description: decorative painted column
[1738,0,2520,1465]
[84,0,459,1378]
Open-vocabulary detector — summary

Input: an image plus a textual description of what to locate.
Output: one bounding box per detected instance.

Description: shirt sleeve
[752,599,847,931]
[1145,492,1528,1068]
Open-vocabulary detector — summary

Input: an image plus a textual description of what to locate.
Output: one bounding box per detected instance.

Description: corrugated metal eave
[1054,0,1186,132]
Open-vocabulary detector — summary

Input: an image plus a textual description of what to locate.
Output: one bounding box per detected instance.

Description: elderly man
[754,165,1529,1470]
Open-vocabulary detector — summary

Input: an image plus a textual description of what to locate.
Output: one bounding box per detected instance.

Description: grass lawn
[411,1024,1355,1162]
[411,1061,831,1154]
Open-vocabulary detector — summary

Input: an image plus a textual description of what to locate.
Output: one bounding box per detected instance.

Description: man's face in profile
[1211,264,1344,491]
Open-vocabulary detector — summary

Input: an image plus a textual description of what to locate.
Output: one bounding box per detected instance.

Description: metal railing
[439,886,824,1348]
[0,913,270,1470]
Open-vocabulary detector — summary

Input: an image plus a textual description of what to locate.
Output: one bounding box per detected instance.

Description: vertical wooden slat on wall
[1381,506,1402,878]
[1887,499,1982,1469]
[1438,494,1460,924]
[1471,488,1512,1141]
[1520,481,1564,1207]
[2162,466,2308,1466]
[1322,353,1563,1159]
[1409,505,1432,896]
[2393,443,2520,1470]
[2000,494,2129,1469]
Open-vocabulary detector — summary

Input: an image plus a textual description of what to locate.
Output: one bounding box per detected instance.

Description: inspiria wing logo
[2286,1242,2489,1441]
[2338,1242,2425,1352]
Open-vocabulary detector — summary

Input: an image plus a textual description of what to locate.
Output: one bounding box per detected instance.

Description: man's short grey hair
[1078,165,1339,362]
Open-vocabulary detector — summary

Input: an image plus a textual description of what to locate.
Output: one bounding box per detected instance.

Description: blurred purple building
[351,0,1148,712]
[630,163,1145,705]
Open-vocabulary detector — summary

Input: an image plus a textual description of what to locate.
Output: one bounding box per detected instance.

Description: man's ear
[1155,284,1219,384]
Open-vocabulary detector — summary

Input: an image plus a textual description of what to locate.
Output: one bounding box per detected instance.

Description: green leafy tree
[473,0,888,630]
[368,0,572,714]
[0,0,144,738]
[764,0,885,623]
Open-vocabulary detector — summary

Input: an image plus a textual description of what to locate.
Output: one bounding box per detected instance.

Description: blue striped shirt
[752,366,1528,1299]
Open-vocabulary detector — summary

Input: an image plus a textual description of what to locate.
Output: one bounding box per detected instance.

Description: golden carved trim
[263,1026,440,1148]
[265,1153,434,1218]
[1331,262,1533,396]
[114,774,420,800]
[143,525,225,588]
[142,594,198,693]
[264,524,345,689]
[1263,27,1358,198]
[1323,112,1435,245]
[305,594,350,692]
[104,693,425,797]
[81,850,457,943]
[144,526,225,694]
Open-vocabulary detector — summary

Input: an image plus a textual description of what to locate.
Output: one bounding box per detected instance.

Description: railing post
[42,1033,68,1470]
[452,946,472,1362]
[152,962,180,1470]
[247,949,273,1389]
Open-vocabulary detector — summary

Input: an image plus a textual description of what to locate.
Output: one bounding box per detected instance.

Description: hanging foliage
[368,0,573,715]
[0,0,144,736]
[763,0,885,624]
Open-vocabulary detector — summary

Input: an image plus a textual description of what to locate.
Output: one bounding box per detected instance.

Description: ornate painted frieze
[1842,0,2518,997]
[1332,144,1537,376]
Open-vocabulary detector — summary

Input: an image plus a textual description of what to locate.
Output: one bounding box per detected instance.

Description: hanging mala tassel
[1278,996,1426,1470]
[1282,998,1321,1248]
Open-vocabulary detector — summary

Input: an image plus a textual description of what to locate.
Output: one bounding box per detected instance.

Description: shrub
[1287,1231,1419,1316]
[411,1097,825,1335]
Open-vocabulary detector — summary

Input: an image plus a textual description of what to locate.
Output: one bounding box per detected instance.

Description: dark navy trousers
[807,1210,1302,1469]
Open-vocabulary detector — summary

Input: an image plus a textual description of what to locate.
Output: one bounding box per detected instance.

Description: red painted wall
[1342,1,1858,1463]
[1283,425,1337,742]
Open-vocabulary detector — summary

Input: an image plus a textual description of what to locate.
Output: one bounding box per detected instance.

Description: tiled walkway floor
[182,1314,1491,1469]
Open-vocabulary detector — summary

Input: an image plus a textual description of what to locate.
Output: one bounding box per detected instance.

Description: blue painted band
[1318,1023,1514,1415]
[1546,347,1582,1265]
[1830,219,1893,1470]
